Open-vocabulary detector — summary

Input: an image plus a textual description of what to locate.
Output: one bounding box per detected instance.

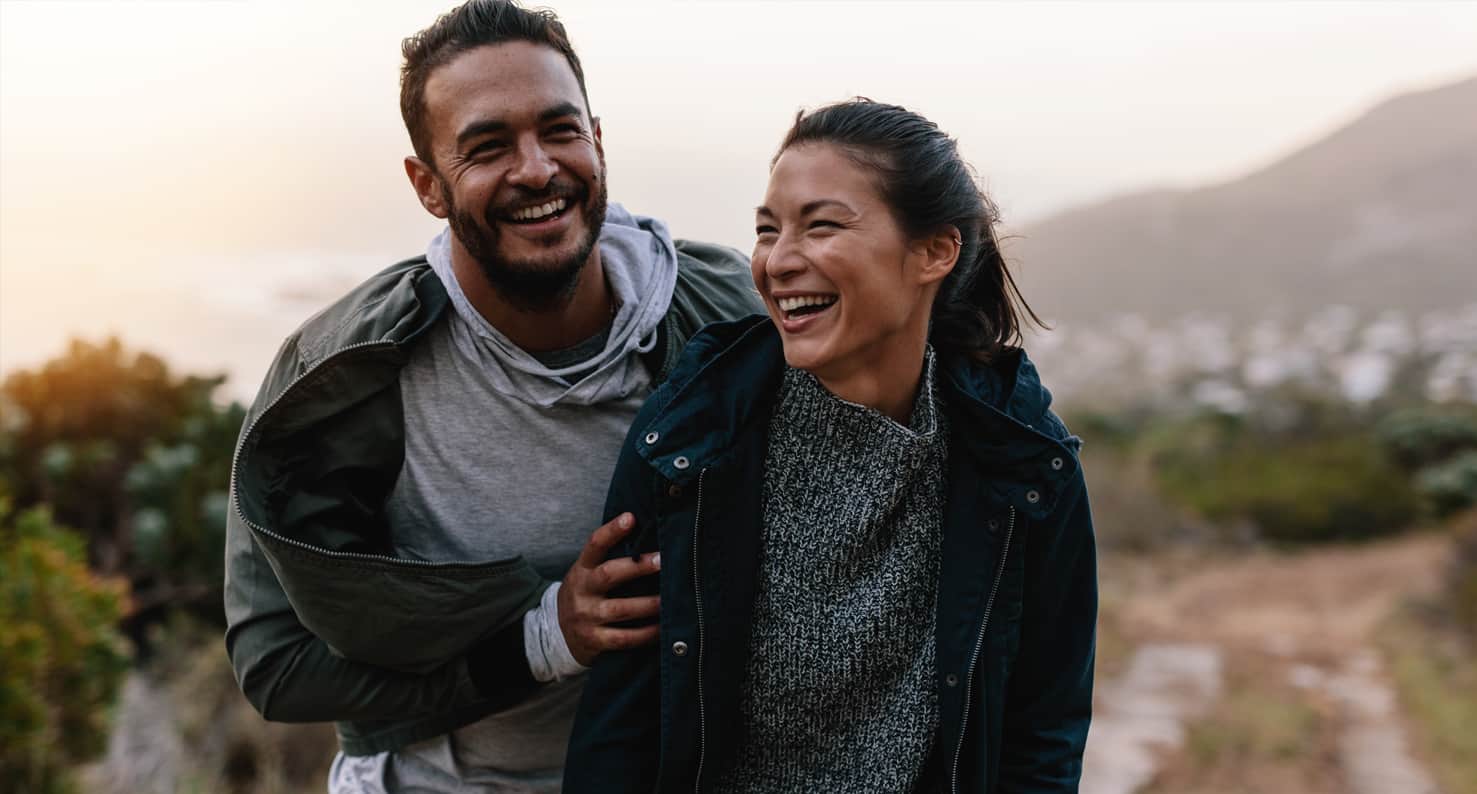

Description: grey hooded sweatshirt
[331,204,683,793]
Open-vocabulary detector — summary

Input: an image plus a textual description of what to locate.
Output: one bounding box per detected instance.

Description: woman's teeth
[777,294,838,314]
[511,198,568,222]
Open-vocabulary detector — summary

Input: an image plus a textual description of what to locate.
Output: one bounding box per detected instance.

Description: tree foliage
[0,338,245,624]
[0,503,132,794]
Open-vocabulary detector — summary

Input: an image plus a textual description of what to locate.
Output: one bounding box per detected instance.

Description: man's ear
[915,225,961,287]
[592,116,605,166]
[405,156,449,219]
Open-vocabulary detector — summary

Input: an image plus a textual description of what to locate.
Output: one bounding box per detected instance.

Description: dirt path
[1083,533,1449,794]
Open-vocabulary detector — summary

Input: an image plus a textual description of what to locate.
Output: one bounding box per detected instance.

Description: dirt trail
[1084,533,1449,794]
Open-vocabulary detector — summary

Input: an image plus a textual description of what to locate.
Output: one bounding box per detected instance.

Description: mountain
[1010,76,1477,327]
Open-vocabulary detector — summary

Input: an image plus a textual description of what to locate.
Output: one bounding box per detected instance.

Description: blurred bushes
[1070,394,1477,547]
[0,503,132,794]
[1158,432,1420,543]
[1378,407,1477,517]
[0,338,245,628]
[1450,511,1477,638]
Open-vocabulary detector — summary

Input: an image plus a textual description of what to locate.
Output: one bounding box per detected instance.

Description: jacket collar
[638,315,1081,519]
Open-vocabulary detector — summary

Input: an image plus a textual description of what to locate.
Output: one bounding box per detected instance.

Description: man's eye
[755,225,778,236]
[469,141,506,156]
[548,124,581,137]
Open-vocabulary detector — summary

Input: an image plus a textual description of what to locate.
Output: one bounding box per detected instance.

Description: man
[222,1,761,791]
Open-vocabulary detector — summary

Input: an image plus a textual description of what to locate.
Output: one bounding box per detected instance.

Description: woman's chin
[779,340,832,374]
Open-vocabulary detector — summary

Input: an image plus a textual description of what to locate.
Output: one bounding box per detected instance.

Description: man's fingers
[591,624,661,652]
[595,595,660,624]
[575,513,636,568]
[587,553,661,594]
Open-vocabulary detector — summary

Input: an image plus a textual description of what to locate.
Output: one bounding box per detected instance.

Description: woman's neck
[812,333,929,425]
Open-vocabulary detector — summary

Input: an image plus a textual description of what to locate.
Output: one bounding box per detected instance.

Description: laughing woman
[565,100,1096,793]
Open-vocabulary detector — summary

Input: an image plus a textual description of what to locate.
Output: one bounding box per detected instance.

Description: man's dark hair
[400,0,591,165]
[776,98,1044,363]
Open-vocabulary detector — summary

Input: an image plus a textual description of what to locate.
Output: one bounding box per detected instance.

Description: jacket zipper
[691,468,710,793]
[228,340,495,570]
[951,506,1017,794]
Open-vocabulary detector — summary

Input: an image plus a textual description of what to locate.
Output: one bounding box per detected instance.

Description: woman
[565,100,1096,793]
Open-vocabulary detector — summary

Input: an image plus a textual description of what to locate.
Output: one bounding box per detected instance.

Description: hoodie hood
[427,202,679,407]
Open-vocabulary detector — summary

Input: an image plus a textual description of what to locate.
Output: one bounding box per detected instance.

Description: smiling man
[222,2,761,791]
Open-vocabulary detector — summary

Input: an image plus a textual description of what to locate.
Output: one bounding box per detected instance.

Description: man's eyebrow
[456,119,508,148]
[539,101,585,123]
[455,103,587,149]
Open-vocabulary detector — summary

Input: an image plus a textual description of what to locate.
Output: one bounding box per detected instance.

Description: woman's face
[752,143,943,380]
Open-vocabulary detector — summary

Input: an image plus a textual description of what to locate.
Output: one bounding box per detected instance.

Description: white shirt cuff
[522,581,589,682]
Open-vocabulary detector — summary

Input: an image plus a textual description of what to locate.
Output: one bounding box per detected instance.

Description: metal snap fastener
[1051,457,1064,471]
[667,484,684,499]
[671,641,689,657]
[945,673,960,687]
[987,519,1000,531]
[673,456,690,470]
[1026,489,1041,504]
[644,431,659,445]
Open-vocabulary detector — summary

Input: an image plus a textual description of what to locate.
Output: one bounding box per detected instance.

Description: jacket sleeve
[998,471,1097,792]
[223,521,536,723]
[222,336,538,723]
[564,414,664,792]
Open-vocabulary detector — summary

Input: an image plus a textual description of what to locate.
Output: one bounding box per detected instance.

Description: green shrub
[1377,408,1477,470]
[0,338,244,620]
[1417,451,1477,518]
[0,503,132,794]
[1158,433,1422,544]
[1450,512,1477,638]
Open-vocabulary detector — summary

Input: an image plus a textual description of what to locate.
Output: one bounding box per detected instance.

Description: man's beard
[445,173,608,313]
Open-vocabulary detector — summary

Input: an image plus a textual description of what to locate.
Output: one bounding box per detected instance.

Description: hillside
[1011,76,1477,326]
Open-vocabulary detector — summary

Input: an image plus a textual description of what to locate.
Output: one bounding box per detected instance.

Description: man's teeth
[776,295,838,313]
[511,198,568,221]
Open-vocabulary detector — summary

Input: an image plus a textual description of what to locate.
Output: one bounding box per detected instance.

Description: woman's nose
[764,234,807,281]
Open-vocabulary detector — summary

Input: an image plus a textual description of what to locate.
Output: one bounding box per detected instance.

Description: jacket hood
[637,315,1081,520]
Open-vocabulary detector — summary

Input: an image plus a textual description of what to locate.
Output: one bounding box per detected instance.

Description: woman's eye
[755,225,778,236]
[809,220,841,230]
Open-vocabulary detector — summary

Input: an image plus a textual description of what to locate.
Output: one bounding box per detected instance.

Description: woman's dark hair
[775,99,1043,362]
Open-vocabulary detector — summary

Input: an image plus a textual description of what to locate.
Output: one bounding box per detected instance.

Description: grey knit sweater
[714,351,948,792]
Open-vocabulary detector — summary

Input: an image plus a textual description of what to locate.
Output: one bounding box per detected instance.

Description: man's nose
[507,140,557,189]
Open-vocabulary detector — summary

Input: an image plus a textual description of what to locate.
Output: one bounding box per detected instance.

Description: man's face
[417,41,606,310]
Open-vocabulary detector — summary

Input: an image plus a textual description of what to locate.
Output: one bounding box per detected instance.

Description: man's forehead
[424,41,586,131]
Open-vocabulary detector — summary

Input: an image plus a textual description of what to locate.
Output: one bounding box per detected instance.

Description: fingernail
[649,553,661,569]
[620,513,634,529]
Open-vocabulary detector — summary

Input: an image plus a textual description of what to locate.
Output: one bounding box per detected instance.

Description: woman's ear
[914,226,961,287]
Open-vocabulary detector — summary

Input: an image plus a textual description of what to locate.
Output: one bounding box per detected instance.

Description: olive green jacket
[223,241,761,755]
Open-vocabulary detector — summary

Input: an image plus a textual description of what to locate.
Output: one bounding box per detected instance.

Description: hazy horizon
[4,0,1477,398]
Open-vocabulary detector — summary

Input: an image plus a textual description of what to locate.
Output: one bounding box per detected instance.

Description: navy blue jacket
[566,316,1096,793]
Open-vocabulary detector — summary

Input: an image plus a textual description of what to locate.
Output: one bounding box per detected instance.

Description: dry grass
[1142,650,1342,794]
[1381,608,1477,794]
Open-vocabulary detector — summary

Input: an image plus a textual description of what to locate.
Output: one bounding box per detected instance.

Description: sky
[3,0,1476,399]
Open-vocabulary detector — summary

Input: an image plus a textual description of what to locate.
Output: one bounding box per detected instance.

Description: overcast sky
[3,0,1476,393]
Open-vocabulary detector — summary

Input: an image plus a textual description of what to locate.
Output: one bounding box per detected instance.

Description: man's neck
[451,250,613,353]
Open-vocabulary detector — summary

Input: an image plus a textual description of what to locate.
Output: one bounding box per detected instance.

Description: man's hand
[557,513,662,666]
